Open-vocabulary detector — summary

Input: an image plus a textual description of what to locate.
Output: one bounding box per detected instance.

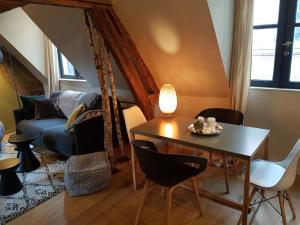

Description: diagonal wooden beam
[88,8,158,119]
[106,9,159,95]
[0,0,112,13]
[0,1,26,13]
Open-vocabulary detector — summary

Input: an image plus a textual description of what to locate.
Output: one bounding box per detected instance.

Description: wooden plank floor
[7,156,300,225]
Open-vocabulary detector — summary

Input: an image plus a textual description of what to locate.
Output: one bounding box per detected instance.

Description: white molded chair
[123,106,165,189]
[240,139,300,225]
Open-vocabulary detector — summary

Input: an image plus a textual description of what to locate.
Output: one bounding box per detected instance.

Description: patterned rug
[0,142,66,225]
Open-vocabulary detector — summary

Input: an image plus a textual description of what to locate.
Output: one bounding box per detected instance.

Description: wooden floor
[6,152,300,225]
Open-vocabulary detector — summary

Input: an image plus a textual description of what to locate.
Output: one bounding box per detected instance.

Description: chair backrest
[132,140,166,181]
[122,106,147,141]
[196,108,244,125]
[275,139,300,190]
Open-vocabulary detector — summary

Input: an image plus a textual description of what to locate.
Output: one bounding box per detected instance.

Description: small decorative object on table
[188,117,223,136]
[0,121,4,150]
[64,151,111,196]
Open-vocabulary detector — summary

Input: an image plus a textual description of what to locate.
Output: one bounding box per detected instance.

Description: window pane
[61,54,75,76]
[290,27,300,82]
[251,28,277,81]
[253,0,280,25]
[297,0,300,23]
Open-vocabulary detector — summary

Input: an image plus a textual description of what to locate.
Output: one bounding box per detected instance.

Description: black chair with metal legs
[196,108,244,194]
[132,140,207,225]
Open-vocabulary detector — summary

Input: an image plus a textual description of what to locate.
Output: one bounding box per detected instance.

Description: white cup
[202,127,211,134]
[197,116,205,122]
[207,117,216,132]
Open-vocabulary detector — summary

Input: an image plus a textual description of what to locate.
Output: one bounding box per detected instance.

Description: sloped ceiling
[114,0,230,98]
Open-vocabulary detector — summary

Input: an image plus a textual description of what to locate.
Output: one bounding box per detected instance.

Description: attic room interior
[0,0,300,224]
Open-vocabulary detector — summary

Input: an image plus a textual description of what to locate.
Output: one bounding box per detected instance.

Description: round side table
[8,133,40,173]
[0,158,23,196]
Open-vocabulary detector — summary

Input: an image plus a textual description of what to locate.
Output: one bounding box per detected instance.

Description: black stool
[8,133,40,173]
[0,158,23,196]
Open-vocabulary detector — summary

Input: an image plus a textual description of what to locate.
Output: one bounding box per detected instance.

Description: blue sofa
[13,91,128,157]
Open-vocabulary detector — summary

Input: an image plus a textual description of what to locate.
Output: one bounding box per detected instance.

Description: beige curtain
[45,36,60,97]
[229,0,254,113]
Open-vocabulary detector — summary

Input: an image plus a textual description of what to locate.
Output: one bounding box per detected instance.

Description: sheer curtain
[229,0,254,113]
[45,36,60,97]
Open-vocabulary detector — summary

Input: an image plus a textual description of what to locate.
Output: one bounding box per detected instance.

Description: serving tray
[188,123,223,136]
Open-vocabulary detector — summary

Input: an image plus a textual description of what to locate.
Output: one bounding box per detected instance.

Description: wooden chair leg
[166,186,176,225]
[161,187,165,198]
[135,180,150,225]
[223,155,230,194]
[131,145,137,190]
[285,190,296,219]
[191,177,203,216]
[236,186,258,225]
[278,192,287,225]
[209,152,213,164]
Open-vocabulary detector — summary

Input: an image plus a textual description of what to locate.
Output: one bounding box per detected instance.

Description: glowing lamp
[159,84,177,118]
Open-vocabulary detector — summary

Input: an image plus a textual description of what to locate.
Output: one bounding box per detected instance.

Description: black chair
[195,108,244,125]
[196,108,244,194]
[132,140,207,225]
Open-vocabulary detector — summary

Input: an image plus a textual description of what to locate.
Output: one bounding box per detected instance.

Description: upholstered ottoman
[64,152,111,196]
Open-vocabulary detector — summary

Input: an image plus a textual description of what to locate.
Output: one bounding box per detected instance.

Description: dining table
[130,116,270,225]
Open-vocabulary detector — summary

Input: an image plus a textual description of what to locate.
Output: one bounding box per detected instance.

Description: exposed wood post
[106,54,125,155]
[84,11,114,162]
[88,7,159,120]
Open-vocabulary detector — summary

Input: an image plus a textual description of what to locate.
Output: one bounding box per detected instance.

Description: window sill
[250,86,300,93]
[59,79,87,83]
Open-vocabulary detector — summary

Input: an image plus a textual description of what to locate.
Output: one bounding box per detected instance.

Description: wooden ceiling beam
[88,8,159,119]
[0,1,26,13]
[0,0,112,13]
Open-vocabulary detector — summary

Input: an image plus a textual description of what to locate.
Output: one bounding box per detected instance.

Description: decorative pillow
[85,94,102,111]
[33,98,66,120]
[20,95,45,119]
[65,103,86,131]
[66,109,103,132]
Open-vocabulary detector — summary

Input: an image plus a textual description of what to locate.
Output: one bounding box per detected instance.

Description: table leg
[241,160,250,225]
[131,133,137,190]
[264,135,269,160]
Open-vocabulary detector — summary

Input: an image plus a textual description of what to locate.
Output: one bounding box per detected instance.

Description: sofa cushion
[42,124,75,157]
[65,103,86,131]
[20,95,45,119]
[77,93,102,110]
[17,118,67,145]
[33,98,66,119]
[51,91,84,118]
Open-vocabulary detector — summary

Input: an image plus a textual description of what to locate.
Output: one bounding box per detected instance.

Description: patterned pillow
[66,109,103,132]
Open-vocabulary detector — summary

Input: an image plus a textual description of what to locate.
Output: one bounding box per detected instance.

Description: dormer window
[57,50,83,80]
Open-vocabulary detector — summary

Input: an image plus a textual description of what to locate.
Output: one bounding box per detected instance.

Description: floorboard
[4,142,300,225]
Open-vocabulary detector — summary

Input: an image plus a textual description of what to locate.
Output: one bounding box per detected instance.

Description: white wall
[23,4,132,100]
[60,79,134,102]
[0,8,47,84]
[207,0,235,78]
[246,88,300,173]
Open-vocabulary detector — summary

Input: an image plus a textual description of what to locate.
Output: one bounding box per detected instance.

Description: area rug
[0,142,66,225]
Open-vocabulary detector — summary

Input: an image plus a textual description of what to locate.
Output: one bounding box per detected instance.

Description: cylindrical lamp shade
[159,84,177,117]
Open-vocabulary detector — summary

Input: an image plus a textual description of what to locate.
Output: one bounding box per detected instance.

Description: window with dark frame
[57,50,83,80]
[251,0,300,89]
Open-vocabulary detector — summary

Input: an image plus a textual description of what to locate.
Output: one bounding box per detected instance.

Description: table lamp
[159,84,177,118]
